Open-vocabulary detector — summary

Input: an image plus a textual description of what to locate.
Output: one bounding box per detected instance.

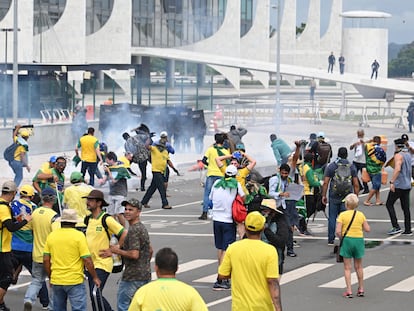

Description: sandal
[357,289,365,297]
[375,202,384,206]
[343,291,353,298]
[363,201,373,206]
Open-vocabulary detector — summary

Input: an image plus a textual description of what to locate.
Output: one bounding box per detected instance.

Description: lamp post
[1,28,13,127]
[272,1,282,131]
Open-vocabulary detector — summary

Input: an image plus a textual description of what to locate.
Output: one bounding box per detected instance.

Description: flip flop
[363,201,373,206]
[375,202,384,206]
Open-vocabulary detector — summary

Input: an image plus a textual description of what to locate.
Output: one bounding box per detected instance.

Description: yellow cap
[20,129,30,137]
[20,184,35,197]
[245,211,266,232]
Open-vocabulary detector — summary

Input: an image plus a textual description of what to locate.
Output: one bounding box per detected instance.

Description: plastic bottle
[110,234,123,268]
[207,209,213,219]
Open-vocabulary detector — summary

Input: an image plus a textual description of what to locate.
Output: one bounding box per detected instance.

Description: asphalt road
[6,175,414,311]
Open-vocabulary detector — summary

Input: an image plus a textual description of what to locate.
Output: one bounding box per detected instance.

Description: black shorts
[0,252,14,290]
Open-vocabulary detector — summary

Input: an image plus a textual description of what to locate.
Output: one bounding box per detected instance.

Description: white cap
[225,165,238,177]
[160,131,168,138]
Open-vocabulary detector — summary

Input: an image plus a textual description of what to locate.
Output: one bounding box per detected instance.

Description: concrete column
[197,63,205,87]
[166,59,175,88]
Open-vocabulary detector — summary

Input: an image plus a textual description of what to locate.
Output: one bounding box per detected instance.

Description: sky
[295,0,414,44]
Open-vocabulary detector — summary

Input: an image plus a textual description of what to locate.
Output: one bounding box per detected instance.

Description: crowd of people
[1,121,413,310]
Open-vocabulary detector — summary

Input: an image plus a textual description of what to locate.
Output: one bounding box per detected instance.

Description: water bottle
[207,209,213,220]
[110,235,123,269]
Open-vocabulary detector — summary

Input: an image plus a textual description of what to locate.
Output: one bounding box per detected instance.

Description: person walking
[218,211,282,311]
[210,165,244,290]
[370,60,380,79]
[385,138,412,235]
[100,198,152,311]
[363,136,387,206]
[336,193,370,298]
[75,127,103,186]
[338,55,345,74]
[43,209,101,311]
[199,133,230,220]
[8,125,31,186]
[406,100,414,133]
[0,181,32,311]
[322,147,359,245]
[350,129,369,194]
[328,52,335,73]
[128,248,208,311]
[23,187,59,311]
[83,189,127,311]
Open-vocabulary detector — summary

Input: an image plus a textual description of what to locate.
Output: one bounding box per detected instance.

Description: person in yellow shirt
[43,209,100,311]
[199,133,230,220]
[218,212,282,311]
[75,127,103,186]
[32,156,57,193]
[63,172,93,223]
[23,187,60,310]
[336,193,370,298]
[82,190,127,311]
[0,181,32,311]
[9,125,31,186]
[128,247,208,311]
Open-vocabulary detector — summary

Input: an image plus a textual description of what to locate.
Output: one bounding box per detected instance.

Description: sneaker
[287,251,297,257]
[402,231,413,236]
[0,303,10,311]
[143,204,150,208]
[387,227,403,235]
[212,280,231,291]
[23,302,32,311]
[328,241,335,246]
[293,240,300,248]
[42,304,49,310]
[162,205,172,209]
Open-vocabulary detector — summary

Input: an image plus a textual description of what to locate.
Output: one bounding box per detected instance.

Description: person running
[336,194,370,298]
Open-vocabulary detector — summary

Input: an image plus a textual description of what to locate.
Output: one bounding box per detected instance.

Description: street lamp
[272,1,282,131]
[1,28,13,127]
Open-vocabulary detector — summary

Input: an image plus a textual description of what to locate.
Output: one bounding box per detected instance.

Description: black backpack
[332,163,353,197]
[316,142,332,165]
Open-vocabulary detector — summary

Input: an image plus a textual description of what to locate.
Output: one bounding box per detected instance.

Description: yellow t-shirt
[78,135,99,162]
[128,278,208,311]
[0,199,12,252]
[204,145,230,177]
[220,165,249,194]
[218,239,279,311]
[40,162,53,175]
[336,210,366,238]
[63,183,93,221]
[149,146,169,173]
[13,136,26,161]
[85,212,124,272]
[43,227,90,285]
[118,156,131,169]
[28,207,60,263]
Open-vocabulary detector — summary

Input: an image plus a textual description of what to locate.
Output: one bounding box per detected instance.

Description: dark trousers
[12,250,49,306]
[138,160,148,190]
[81,161,98,186]
[86,269,112,311]
[141,172,169,206]
[353,161,369,192]
[386,188,411,232]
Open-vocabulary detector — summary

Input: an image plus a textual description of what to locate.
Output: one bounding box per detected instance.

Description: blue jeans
[52,283,87,311]
[9,160,23,186]
[86,269,112,311]
[117,280,149,311]
[284,200,298,252]
[81,161,98,186]
[328,199,346,242]
[202,176,221,212]
[23,261,52,309]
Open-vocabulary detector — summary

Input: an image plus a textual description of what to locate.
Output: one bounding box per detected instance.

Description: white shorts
[106,195,125,215]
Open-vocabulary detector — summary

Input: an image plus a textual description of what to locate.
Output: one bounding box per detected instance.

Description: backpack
[316,142,332,165]
[84,213,124,273]
[3,142,19,163]
[331,163,353,197]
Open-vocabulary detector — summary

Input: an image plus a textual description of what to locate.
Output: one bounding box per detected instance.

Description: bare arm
[267,278,282,311]
[335,221,343,238]
[363,220,371,233]
[110,245,139,260]
[83,257,101,288]
[215,154,231,168]
[390,153,403,190]
[43,255,51,278]
[242,152,256,171]
[352,177,360,196]
[321,176,330,205]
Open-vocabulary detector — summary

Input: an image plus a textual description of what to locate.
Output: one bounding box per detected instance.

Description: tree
[388,42,414,78]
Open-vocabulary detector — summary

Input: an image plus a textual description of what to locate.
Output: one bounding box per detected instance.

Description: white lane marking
[151,259,216,280]
[193,273,217,283]
[206,296,232,308]
[385,276,414,292]
[141,201,203,214]
[281,263,334,285]
[319,265,392,288]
